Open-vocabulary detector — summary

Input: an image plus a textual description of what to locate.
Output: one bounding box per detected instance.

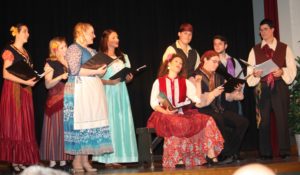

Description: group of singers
[0,18,297,173]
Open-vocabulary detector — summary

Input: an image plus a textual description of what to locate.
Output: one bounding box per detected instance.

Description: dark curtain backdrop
[0,0,257,150]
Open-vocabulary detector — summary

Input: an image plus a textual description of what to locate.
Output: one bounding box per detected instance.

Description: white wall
[278,0,300,57]
[252,0,265,44]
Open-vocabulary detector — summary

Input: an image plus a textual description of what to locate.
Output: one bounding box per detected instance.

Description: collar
[165,74,179,81]
[261,37,277,51]
[200,68,215,79]
[220,53,232,65]
[175,40,192,51]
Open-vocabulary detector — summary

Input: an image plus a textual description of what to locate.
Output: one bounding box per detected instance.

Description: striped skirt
[39,110,73,161]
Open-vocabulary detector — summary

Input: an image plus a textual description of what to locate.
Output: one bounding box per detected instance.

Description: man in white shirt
[213,35,245,115]
[162,23,200,78]
[247,18,297,160]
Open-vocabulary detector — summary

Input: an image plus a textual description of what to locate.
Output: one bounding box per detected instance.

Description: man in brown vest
[246,19,297,160]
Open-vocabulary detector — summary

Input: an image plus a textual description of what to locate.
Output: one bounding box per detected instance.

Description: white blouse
[150,78,201,110]
[247,38,297,86]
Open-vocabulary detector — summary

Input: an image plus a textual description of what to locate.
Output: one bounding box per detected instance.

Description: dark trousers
[198,108,249,156]
[258,80,290,156]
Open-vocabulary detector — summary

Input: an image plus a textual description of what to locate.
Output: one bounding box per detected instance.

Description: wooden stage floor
[1,154,300,175]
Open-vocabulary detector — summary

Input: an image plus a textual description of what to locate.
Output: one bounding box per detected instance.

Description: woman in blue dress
[93,29,138,166]
[63,23,113,173]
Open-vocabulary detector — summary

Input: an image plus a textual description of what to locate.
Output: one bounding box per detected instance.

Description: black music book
[81,51,116,70]
[222,77,245,93]
[109,65,147,81]
[6,60,44,81]
[216,62,245,93]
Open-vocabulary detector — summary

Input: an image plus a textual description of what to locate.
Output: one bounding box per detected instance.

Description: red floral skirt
[147,109,224,168]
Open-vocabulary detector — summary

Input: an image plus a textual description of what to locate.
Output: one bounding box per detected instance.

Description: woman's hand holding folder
[96,64,107,76]
[25,77,38,87]
[125,73,133,83]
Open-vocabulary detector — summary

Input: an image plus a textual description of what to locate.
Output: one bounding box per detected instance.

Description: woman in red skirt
[147,53,224,168]
[0,24,39,173]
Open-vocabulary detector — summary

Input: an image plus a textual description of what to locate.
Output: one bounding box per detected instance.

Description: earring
[167,66,170,70]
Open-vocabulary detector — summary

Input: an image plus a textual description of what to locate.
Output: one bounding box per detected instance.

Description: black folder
[81,51,115,70]
[6,60,43,81]
[222,77,245,93]
[109,65,147,81]
[216,63,245,93]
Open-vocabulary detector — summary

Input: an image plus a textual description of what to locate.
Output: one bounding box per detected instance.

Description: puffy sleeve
[281,46,297,84]
[2,50,14,61]
[194,51,200,70]
[246,48,260,86]
[150,79,160,110]
[186,79,201,103]
[124,54,131,68]
[65,44,82,76]
[162,46,176,62]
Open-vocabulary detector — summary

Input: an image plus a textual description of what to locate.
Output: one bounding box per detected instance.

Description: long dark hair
[157,53,186,78]
[99,29,125,63]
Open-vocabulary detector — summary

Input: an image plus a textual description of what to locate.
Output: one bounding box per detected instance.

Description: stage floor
[1,153,300,175]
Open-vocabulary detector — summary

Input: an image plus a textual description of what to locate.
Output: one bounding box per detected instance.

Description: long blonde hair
[73,22,93,44]
[48,37,66,60]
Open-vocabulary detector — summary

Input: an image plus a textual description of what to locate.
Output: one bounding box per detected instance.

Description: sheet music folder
[81,51,115,70]
[109,65,147,81]
[239,59,279,77]
[254,59,279,77]
[216,61,246,93]
[6,60,43,81]
[222,77,246,93]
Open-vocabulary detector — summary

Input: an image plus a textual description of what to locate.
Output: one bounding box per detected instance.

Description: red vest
[158,76,186,106]
[253,41,287,68]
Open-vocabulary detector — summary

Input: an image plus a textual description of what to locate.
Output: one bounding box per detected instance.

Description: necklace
[11,44,30,62]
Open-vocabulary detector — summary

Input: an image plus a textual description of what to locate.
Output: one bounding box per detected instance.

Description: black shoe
[280,154,290,160]
[233,154,245,163]
[205,156,218,167]
[217,156,234,165]
[258,155,273,161]
[50,163,69,171]
[51,164,61,170]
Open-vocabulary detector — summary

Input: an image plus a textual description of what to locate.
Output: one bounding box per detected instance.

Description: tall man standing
[246,19,297,159]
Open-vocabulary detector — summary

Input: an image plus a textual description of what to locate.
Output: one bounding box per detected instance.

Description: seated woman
[191,50,248,164]
[147,53,224,168]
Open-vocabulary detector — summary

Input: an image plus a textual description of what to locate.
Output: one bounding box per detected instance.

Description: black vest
[171,43,197,78]
[194,69,225,113]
